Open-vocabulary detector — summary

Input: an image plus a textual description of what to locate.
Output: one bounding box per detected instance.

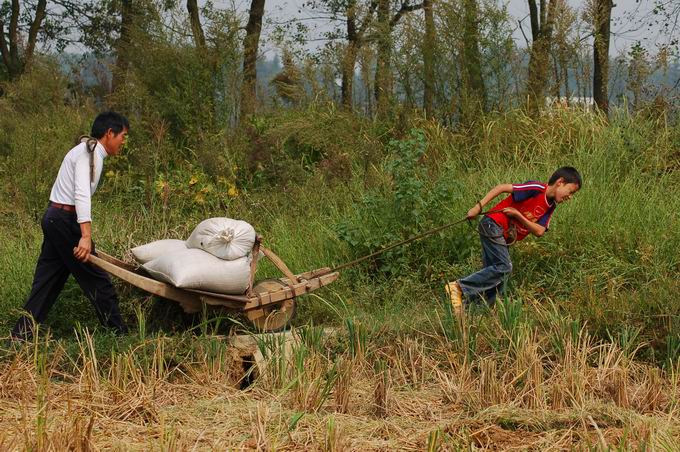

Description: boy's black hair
[549,166,582,187]
[90,111,129,139]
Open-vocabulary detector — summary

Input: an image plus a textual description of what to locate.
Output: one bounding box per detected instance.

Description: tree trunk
[593,0,612,115]
[374,0,425,117]
[358,47,374,116]
[342,2,358,109]
[0,0,47,80]
[422,0,435,117]
[527,36,551,112]
[402,70,415,107]
[187,0,217,129]
[112,0,134,92]
[551,52,561,98]
[526,0,557,115]
[23,0,47,74]
[561,51,569,100]
[462,0,485,113]
[187,0,206,49]
[341,43,358,109]
[241,0,265,119]
[374,0,392,117]
[8,0,19,74]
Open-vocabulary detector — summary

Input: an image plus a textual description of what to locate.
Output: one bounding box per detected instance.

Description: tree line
[1,0,678,123]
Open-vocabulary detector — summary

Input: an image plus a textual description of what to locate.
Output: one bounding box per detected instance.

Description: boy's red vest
[486,181,556,243]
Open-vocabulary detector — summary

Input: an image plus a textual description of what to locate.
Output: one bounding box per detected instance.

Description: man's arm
[72,143,94,262]
[503,207,546,237]
[466,183,513,218]
[74,222,92,262]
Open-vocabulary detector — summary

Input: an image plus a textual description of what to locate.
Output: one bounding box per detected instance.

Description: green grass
[0,101,678,365]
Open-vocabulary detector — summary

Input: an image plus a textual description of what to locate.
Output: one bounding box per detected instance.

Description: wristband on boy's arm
[477,201,483,212]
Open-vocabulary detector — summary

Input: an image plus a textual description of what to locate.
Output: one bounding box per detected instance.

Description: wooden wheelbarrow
[87,236,339,332]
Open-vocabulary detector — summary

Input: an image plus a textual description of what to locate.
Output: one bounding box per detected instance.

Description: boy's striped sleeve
[511,181,545,202]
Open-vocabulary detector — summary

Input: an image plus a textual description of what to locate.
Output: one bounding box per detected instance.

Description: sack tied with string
[186,218,256,260]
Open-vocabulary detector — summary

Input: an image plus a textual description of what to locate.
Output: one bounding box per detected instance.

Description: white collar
[95,141,108,159]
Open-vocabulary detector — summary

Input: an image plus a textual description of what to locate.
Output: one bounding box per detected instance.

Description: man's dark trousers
[11,205,127,339]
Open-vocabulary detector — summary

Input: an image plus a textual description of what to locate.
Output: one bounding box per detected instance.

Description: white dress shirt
[49,141,108,223]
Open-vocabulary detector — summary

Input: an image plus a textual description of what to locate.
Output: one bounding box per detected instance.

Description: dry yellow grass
[0,325,678,451]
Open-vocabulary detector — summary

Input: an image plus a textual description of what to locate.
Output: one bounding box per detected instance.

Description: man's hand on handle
[74,221,93,262]
[74,236,92,262]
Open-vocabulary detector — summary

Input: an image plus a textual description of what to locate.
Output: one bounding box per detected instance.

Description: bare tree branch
[390,2,423,28]
[187,0,206,48]
[527,0,539,42]
[9,0,20,63]
[518,14,531,47]
[25,0,48,66]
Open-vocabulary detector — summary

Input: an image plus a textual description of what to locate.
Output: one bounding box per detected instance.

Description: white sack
[186,218,256,260]
[143,248,251,294]
[131,239,187,264]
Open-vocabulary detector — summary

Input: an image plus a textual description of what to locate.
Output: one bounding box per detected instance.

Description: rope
[331,208,505,272]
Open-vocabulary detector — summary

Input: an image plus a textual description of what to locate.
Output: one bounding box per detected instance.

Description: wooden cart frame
[88,236,339,332]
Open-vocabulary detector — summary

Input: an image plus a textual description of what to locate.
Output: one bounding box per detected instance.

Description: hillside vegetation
[0,65,678,449]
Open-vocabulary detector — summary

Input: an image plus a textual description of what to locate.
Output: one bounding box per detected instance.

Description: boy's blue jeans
[458,216,512,306]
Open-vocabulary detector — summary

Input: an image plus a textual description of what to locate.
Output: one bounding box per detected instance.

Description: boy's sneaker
[444,281,464,316]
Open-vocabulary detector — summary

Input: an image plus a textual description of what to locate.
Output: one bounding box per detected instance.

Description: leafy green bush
[335,128,474,275]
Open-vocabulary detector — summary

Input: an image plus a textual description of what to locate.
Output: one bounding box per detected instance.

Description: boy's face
[102,128,128,156]
[553,178,580,203]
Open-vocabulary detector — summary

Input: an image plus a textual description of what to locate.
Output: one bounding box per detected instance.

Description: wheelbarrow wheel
[246,279,297,332]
